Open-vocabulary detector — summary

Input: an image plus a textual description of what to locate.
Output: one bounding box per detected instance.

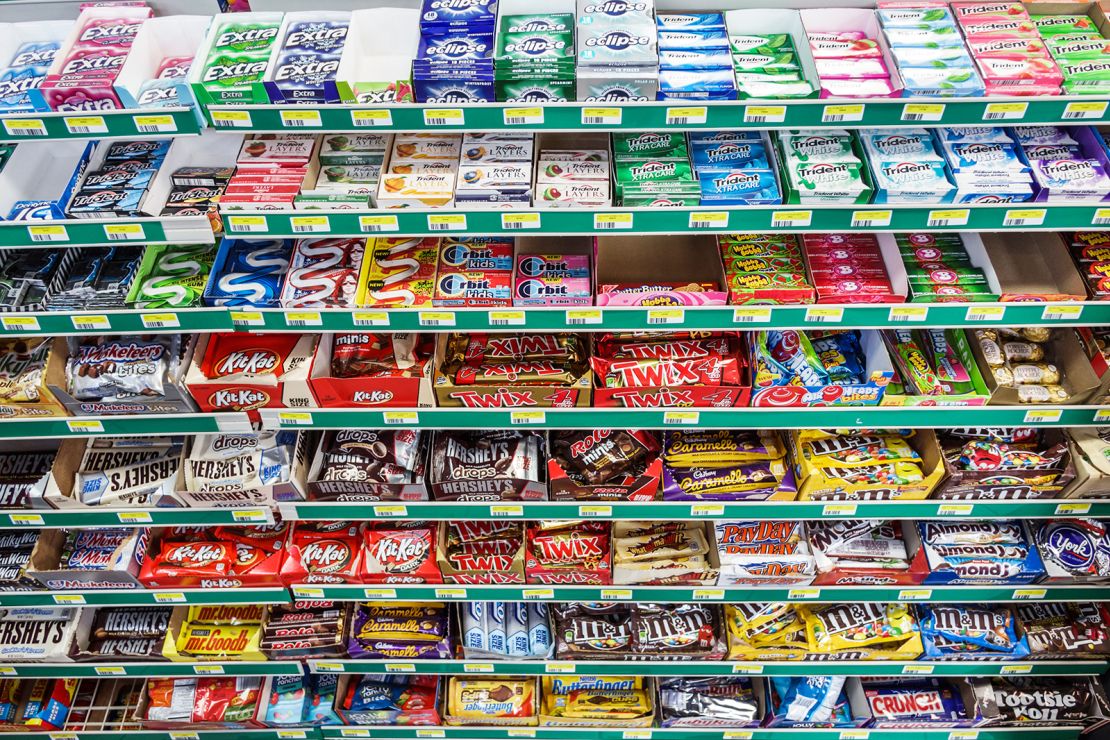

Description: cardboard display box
[305,430,430,502]
[28,527,146,590]
[968,326,1101,405]
[308,332,436,409]
[749,330,894,407]
[932,428,1075,500]
[789,429,946,501]
[184,332,318,415]
[1062,427,1110,498]
[594,234,729,307]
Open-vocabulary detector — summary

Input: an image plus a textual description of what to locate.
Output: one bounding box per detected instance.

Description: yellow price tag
[966,305,1005,322]
[903,664,935,675]
[351,110,392,127]
[280,109,322,127]
[501,212,540,230]
[52,594,86,605]
[851,210,893,228]
[983,102,1028,121]
[63,116,107,134]
[153,592,187,603]
[691,503,724,517]
[772,210,812,227]
[1063,101,1108,120]
[730,663,764,674]
[889,306,929,322]
[489,504,523,517]
[579,505,612,517]
[902,103,945,121]
[67,420,104,433]
[358,215,399,233]
[689,211,729,229]
[374,505,408,517]
[427,213,467,231]
[822,503,857,516]
[290,215,330,233]
[823,104,865,122]
[646,308,684,325]
[70,314,110,331]
[285,311,322,327]
[278,411,313,425]
[663,411,700,425]
[363,588,397,599]
[898,589,933,600]
[27,225,68,242]
[103,223,145,240]
[788,588,820,600]
[805,307,844,323]
[594,212,633,230]
[211,109,252,127]
[230,310,264,327]
[511,410,546,425]
[1013,588,1047,600]
[0,316,40,331]
[435,588,468,599]
[353,311,390,327]
[1056,502,1091,515]
[383,663,416,673]
[134,115,176,132]
[582,107,621,125]
[1003,208,1046,226]
[141,312,179,329]
[227,215,267,233]
[503,107,543,125]
[744,105,786,123]
[565,308,602,325]
[601,589,633,600]
[2,118,46,136]
[382,411,419,425]
[193,665,224,675]
[937,504,973,516]
[1024,409,1062,424]
[1000,665,1033,675]
[423,109,464,126]
[231,509,268,523]
[9,513,44,526]
[117,511,152,524]
[489,310,525,327]
[418,311,455,327]
[95,666,126,676]
[522,588,554,600]
[666,106,708,124]
[693,588,725,600]
[293,586,325,599]
[547,662,577,673]
[1042,304,1082,321]
[732,307,771,324]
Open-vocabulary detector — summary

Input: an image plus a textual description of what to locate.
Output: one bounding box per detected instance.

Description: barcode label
[501,213,540,230]
[1063,101,1107,120]
[418,312,455,327]
[511,411,545,425]
[902,103,945,122]
[351,110,392,127]
[565,309,602,325]
[353,311,389,327]
[423,109,464,126]
[594,213,633,230]
[1002,209,1045,227]
[982,102,1027,121]
[665,107,707,125]
[771,210,811,228]
[733,308,771,323]
[822,104,864,123]
[428,214,466,231]
[1042,305,1082,321]
[383,412,419,425]
[71,315,111,331]
[280,110,322,127]
[104,224,144,241]
[2,119,46,136]
[647,308,683,325]
[663,411,700,425]
[927,209,969,227]
[134,115,176,133]
[285,311,322,327]
[1093,208,1110,225]
[744,106,786,123]
[291,216,329,233]
[489,310,525,326]
[141,313,179,329]
[359,216,399,233]
[806,307,844,323]
[688,211,728,229]
[851,210,892,228]
[211,110,251,128]
[889,306,928,322]
[503,107,542,125]
[27,225,67,242]
[227,217,267,233]
[0,316,39,331]
[581,107,621,125]
[64,116,108,134]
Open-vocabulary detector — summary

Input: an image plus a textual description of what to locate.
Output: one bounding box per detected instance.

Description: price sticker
[522,588,554,600]
[49,733,79,740]
[579,505,612,518]
[582,107,621,125]
[663,411,700,425]
[503,107,543,125]
[508,731,536,739]
[227,216,267,233]
[693,588,725,600]
[67,420,104,433]
[623,731,651,739]
[646,308,684,325]
[1055,502,1091,515]
[501,212,540,230]
[339,731,372,739]
[351,110,393,127]
[358,215,399,233]
[851,210,893,228]
[1003,208,1046,227]
[284,311,322,328]
[840,731,869,740]
[193,665,224,675]
[103,223,145,241]
[423,109,464,126]
[225,311,263,329]
[416,732,445,739]
[95,666,126,676]
[806,307,844,323]
[966,305,1005,322]
[594,213,633,230]
[383,663,416,673]
[27,225,68,242]
[134,115,177,133]
[1024,409,1062,424]
[363,588,397,599]
[1096,409,1110,422]
[1063,101,1108,120]
[788,588,820,600]
[374,505,408,517]
[278,411,313,425]
[231,509,268,523]
[427,214,467,232]
[418,311,455,327]
[881,306,929,325]
[1012,588,1047,600]
[511,410,546,425]
[153,592,187,604]
[666,106,708,125]
[822,503,857,517]
[168,734,200,740]
[927,209,970,227]
[688,211,729,229]
[276,729,307,738]
[822,104,865,123]
[290,215,330,233]
[898,589,932,601]
[117,511,152,524]
[489,310,525,327]
[435,588,468,599]
[691,503,724,517]
[70,314,111,331]
[52,594,86,605]
[601,589,633,600]
[983,102,1028,121]
[353,311,390,327]
[211,110,252,127]
[0,316,39,331]
[490,505,523,517]
[293,587,325,600]
[950,732,979,740]
[2,118,47,136]
[1000,665,1033,675]
[902,103,945,122]
[744,105,786,123]
[383,411,419,425]
[547,662,576,673]
[730,663,763,674]
[63,116,107,134]
[937,504,973,516]
[566,308,602,326]
[902,664,935,675]
[1042,304,1082,321]
[724,733,754,740]
[771,210,812,228]
[141,313,179,329]
[733,307,771,324]
[280,109,322,128]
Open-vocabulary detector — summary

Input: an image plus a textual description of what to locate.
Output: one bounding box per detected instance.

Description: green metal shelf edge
[0,108,201,141]
[4,302,1110,338]
[0,588,289,608]
[287,584,1110,604]
[263,406,1110,432]
[203,97,1110,132]
[8,733,306,740]
[0,661,300,677]
[321,728,1084,740]
[0,506,272,529]
[0,218,189,249]
[0,413,252,440]
[307,660,1107,677]
[279,499,1110,522]
[222,204,1110,238]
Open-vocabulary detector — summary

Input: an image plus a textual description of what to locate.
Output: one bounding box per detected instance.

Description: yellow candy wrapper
[801,603,923,659]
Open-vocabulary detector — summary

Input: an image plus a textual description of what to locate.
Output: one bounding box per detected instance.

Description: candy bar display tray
[204,98,1109,133]
[4,303,1110,338]
[223,204,1110,238]
[0,108,201,141]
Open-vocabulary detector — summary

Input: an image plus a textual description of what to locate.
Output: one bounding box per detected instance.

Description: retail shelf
[288,583,1110,604]
[222,204,1109,239]
[279,499,1110,523]
[0,308,234,337]
[321,728,1084,740]
[0,661,301,677]
[242,303,1110,333]
[0,216,214,249]
[0,413,252,440]
[0,505,273,529]
[0,108,201,141]
[22,733,311,740]
[306,660,1106,678]
[0,587,289,608]
[261,406,1110,432]
[203,97,1110,133]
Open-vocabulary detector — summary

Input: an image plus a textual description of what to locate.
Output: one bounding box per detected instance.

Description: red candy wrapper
[200,333,302,380]
[592,355,742,388]
[281,521,363,585]
[361,523,442,584]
